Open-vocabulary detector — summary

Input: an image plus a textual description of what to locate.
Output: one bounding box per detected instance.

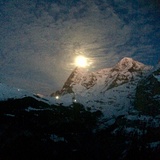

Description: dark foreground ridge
[0,97,160,160]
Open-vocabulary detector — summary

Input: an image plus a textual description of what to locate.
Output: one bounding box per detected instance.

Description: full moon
[75,55,88,67]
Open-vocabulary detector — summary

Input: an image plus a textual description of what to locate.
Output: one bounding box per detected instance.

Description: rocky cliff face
[103,57,150,91]
[135,65,160,116]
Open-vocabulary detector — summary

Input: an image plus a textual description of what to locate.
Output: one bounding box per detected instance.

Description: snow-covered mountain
[51,57,152,119]
[0,58,160,160]
[53,57,150,95]
[1,57,152,120]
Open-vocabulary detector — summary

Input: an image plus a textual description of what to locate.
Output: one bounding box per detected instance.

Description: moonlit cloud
[0,0,160,94]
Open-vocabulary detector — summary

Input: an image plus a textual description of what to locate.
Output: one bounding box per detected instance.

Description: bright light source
[75,55,88,67]
[55,96,59,99]
[73,99,77,102]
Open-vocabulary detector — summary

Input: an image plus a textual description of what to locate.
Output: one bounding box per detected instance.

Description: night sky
[0,0,160,95]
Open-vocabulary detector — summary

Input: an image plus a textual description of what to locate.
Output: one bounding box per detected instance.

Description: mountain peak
[50,57,153,118]
[52,67,87,96]
[119,57,134,65]
[120,57,133,61]
[51,57,152,98]
[114,57,149,72]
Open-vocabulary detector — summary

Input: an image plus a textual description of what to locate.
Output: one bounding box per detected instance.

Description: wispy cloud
[0,0,160,94]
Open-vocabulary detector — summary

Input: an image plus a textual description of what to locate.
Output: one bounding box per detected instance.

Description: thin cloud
[0,0,159,94]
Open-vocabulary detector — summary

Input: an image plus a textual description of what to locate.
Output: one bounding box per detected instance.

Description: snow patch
[4,114,15,117]
[25,107,51,112]
[50,134,66,142]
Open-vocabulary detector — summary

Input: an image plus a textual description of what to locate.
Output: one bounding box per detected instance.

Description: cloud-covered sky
[0,0,160,94]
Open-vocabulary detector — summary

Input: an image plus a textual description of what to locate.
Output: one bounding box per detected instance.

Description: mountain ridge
[52,57,151,97]
[50,57,152,119]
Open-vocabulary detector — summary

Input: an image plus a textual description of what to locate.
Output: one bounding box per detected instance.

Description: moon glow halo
[75,55,88,68]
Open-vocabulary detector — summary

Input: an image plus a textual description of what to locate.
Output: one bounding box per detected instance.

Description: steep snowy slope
[51,57,152,118]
